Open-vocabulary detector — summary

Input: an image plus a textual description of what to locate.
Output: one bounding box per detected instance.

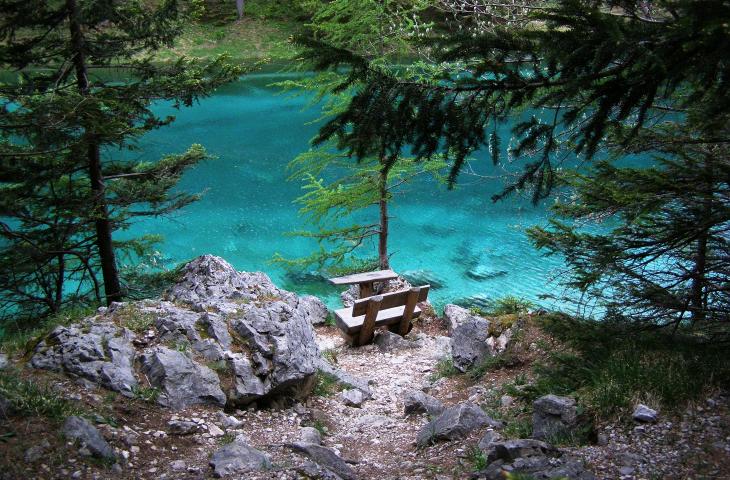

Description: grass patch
[470,295,534,318]
[0,372,83,421]
[219,432,236,445]
[467,446,489,471]
[525,314,730,421]
[131,385,161,403]
[468,351,521,381]
[113,305,155,333]
[321,348,338,365]
[324,312,336,327]
[207,359,230,374]
[311,370,342,397]
[429,357,459,382]
[0,306,96,356]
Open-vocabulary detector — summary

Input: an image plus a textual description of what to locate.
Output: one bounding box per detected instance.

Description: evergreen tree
[0,0,240,317]
[297,0,730,331]
[280,1,435,272]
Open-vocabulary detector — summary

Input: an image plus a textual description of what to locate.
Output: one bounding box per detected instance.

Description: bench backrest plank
[352,285,430,316]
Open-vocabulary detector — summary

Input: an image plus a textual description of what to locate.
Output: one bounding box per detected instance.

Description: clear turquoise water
[123,73,566,311]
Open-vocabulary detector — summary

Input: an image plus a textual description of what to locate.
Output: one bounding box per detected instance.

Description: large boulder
[532,395,578,441]
[32,255,323,409]
[417,402,497,447]
[450,316,492,372]
[31,322,137,396]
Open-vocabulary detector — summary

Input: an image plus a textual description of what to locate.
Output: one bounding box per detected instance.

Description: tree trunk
[236,0,244,19]
[689,156,714,325]
[378,168,389,269]
[66,0,123,305]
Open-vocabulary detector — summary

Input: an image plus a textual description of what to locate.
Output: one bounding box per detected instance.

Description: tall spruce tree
[0,0,240,317]
[297,0,730,332]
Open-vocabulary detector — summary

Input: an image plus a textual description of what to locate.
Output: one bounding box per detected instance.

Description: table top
[328,269,398,285]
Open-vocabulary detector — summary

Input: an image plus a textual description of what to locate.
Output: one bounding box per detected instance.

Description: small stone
[208,424,225,437]
[619,466,635,476]
[209,439,271,478]
[71,471,82,479]
[0,353,9,370]
[62,416,115,459]
[130,446,140,454]
[416,403,497,447]
[500,395,514,408]
[340,389,364,408]
[24,439,51,463]
[404,390,445,417]
[168,420,198,435]
[299,427,322,446]
[170,460,186,471]
[632,404,658,423]
[597,433,609,446]
[217,412,244,429]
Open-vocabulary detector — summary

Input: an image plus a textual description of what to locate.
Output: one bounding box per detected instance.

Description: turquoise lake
[124,72,567,311]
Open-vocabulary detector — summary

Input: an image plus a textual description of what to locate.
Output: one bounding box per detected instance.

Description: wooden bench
[334,285,430,346]
[328,269,399,298]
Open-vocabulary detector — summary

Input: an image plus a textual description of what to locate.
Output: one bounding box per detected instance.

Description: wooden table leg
[359,281,374,299]
[398,287,420,336]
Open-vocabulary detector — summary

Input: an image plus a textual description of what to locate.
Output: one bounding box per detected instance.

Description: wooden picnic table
[328,269,398,298]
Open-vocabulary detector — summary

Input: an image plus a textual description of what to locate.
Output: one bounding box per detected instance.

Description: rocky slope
[1,255,729,480]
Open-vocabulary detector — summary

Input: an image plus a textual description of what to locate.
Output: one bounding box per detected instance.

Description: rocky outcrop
[31,255,324,409]
[209,436,271,478]
[417,402,497,447]
[532,395,578,441]
[444,304,483,333]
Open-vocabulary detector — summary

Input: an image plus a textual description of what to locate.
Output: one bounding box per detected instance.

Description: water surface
[124,73,567,310]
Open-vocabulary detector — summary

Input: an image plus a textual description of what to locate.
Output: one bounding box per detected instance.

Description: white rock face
[31,255,326,410]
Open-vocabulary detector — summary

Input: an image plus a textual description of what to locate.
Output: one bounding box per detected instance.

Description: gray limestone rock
[443,304,483,333]
[31,322,138,396]
[450,317,492,372]
[481,439,557,463]
[416,403,496,447]
[141,346,226,409]
[299,427,323,446]
[373,330,418,352]
[477,431,503,451]
[62,416,115,459]
[403,390,445,417]
[168,420,199,435]
[298,295,329,325]
[209,438,271,478]
[288,443,357,480]
[632,404,658,423]
[340,389,364,408]
[532,395,578,441]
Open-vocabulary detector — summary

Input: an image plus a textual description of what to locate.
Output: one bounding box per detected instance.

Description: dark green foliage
[523,315,730,420]
[0,0,240,323]
[298,0,730,198]
[529,142,730,337]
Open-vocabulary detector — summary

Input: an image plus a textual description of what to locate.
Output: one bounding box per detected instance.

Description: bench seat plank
[334,304,423,335]
[328,269,398,286]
